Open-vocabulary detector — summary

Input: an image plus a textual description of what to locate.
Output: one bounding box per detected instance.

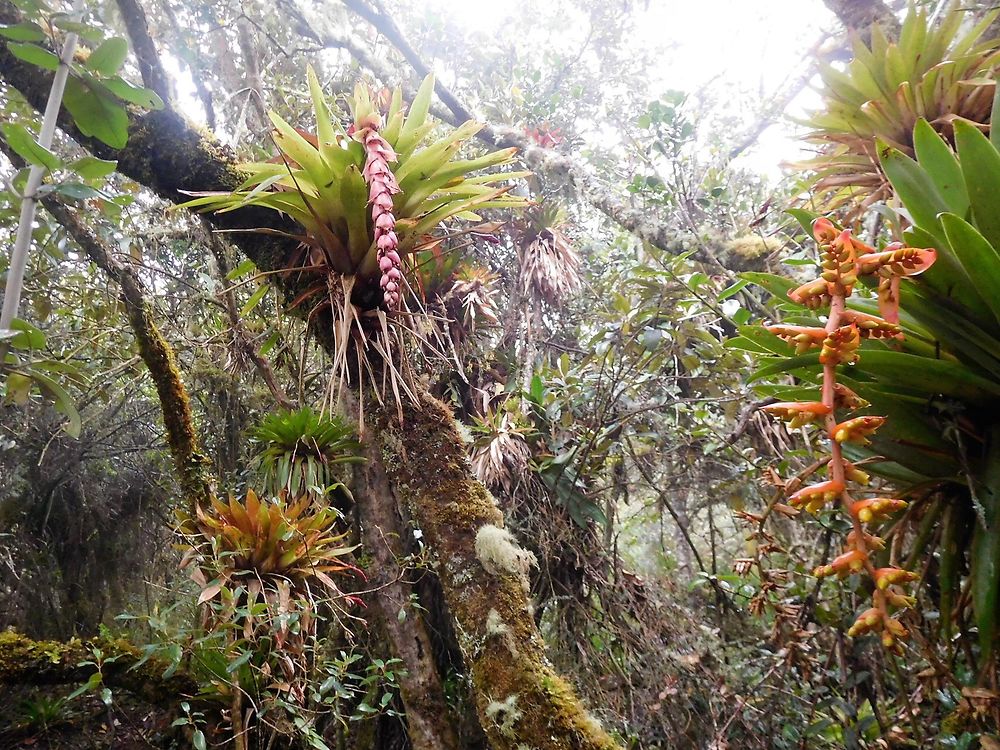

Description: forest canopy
[1,0,999,748]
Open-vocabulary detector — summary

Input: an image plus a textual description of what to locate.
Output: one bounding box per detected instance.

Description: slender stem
[1,0,85,335]
[823,288,889,621]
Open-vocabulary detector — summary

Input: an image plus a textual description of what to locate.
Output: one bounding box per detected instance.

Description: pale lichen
[475,524,536,585]
[486,608,509,637]
[485,694,523,737]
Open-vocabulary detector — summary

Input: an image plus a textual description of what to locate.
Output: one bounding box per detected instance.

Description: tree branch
[822,0,900,40]
[0,631,199,702]
[1,140,213,510]
[114,0,173,104]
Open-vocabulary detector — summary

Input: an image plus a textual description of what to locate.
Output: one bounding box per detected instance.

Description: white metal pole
[1,0,88,333]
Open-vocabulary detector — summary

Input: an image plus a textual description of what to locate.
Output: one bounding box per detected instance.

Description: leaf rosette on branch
[180,68,527,392]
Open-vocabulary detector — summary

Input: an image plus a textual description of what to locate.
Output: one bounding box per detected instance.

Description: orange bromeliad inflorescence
[762,218,937,652]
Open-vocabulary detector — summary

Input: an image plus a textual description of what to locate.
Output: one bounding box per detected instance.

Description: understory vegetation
[0,0,998,748]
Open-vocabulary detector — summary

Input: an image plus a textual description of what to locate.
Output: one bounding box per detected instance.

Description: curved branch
[44,196,211,508]
[295,0,746,271]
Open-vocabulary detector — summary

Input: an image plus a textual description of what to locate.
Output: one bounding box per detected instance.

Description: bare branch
[115,0,173,104]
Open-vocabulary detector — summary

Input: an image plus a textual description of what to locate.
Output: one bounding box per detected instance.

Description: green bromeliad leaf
[180,67,526,292]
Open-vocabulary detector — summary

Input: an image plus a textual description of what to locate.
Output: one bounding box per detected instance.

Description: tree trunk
[369,390,620,750]
[350,396,461,750]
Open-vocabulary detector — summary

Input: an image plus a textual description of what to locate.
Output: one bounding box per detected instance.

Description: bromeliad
[180,69,527,394]
[760,217,936,651]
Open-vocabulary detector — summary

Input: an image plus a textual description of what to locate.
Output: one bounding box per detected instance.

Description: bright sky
[169,0,841,179]
[422,0,841,178]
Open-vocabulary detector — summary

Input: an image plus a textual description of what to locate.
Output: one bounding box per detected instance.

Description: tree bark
[370,391,619,750]
[822,0,900,40]
[0,4,622,746]
[349,399,461,750]
[0,631,199,702]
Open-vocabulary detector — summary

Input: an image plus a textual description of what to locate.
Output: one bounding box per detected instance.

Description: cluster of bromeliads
[760,219,936,651]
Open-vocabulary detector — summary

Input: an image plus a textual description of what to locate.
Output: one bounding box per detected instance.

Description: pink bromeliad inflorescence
[359,122,403,309]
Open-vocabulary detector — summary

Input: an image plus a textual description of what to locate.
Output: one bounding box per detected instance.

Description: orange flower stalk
[839,309,903,339]
[759,217,937,651]
[764,324,827,354]
[788,479,844,512]
[762,401,830,428]
[831,416,886,445]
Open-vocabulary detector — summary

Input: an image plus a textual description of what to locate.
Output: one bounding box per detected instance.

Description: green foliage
[797,3,1000,210]
[180,68,525,297]
[3,7,163,149]
[747,119,1000,671]
[15,694,67,731]
[250,407,363,499]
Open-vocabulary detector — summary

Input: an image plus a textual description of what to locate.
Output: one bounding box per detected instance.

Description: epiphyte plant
[761,218,936,651]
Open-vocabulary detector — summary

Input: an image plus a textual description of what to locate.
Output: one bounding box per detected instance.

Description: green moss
[125,298,212,511]
[0,631,200,704]
[371,391,622,750]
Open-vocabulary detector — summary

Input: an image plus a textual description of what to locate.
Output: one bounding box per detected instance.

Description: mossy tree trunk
[347,398,462,750]
[370,391,620,750]
[0,9,622,747]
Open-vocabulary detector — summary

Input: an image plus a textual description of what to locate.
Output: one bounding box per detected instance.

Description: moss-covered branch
[41,196,213,511]
[0,631,199,703]
[372,391,622,750]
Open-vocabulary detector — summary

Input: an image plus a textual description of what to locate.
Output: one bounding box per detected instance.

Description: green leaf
[0,122,60,170]
[85,37,128,76]
[738,271,798,302]
[878,138,948,243]
[26,367,82,438]
[954,119,1000,252]
[226,650,252,673]
[63,77,129,149]
[0,21,46,41]
[241,283,268,316]
[193,729,207,750]
[748,352,821,383]
[395,74,435,154]
[785,208,820,238]
[226,259,257,281]
[50,16,103,42]
[912,118,968,216]
[855,350,1000,401]
[7,41,59,70]
[939,213,1000,328]
[7,319,46,350]
[4,371,32,405]
[717,279,748,300]
[99,76,164,109]
[68,156,117,179]
[54,181,103,201]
